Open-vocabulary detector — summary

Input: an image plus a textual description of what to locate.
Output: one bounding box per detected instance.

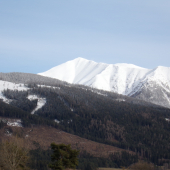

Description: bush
[129,161,154,170]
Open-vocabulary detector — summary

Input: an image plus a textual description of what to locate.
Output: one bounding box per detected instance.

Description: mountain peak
[74,57,88,61]
[73,57,98,65]
[38,57,170,100]
[73,58,146,69]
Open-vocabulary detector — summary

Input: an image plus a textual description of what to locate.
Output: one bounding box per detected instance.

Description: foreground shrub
[129,161,154,170]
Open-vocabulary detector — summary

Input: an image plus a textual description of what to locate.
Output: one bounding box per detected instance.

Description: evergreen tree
[48,143,79,170]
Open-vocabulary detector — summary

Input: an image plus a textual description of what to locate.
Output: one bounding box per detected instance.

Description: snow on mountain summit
[38,58,151,94]
[39,57,108,84]
[38,58,170,108]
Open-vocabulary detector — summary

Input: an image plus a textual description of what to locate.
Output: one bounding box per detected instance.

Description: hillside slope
[0,73,170,164]
[1,72,170,165]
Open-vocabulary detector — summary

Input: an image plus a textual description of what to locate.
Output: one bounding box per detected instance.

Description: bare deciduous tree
[0,136,29,170]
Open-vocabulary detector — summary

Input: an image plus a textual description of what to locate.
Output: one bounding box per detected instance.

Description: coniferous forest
[1,73,170,169]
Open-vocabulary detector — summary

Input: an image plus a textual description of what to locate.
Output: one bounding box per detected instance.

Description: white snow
[7,119,22,127]
[0,81,47,114]
[0,117,23,127]
[162,90,170,105]
[0,80,28,104]
[165,118,170,122]
[38,85,60,89]
[90,89,107,96]
[54,119,60,123]
[0,94,12,104]
[38,57,170,96]
[116,99,126,102]
[27,95,46,114]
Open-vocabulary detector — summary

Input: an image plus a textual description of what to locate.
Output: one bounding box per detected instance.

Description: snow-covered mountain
[38,57,170,108]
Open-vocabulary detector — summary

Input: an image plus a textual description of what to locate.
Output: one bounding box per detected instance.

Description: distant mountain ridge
[39,57,170,108]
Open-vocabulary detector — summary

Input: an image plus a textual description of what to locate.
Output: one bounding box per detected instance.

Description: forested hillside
[1,72,170,166]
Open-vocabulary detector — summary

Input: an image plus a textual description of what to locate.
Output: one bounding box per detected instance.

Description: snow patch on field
[27,95,46,114]
[0,117,23,127]
[7,119,22,127]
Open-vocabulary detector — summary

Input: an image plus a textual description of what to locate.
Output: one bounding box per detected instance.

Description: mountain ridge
[38,57,170,108]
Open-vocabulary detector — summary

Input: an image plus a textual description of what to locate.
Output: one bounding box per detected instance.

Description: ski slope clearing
[27,95,46,114]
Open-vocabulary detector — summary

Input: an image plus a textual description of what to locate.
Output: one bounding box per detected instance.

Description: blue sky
[0,0,170,73]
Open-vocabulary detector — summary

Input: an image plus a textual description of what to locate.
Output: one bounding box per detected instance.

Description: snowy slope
[0,80,28,104]
[0,80,47,113]
[27,95,46,114]
[39,57,170,108]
